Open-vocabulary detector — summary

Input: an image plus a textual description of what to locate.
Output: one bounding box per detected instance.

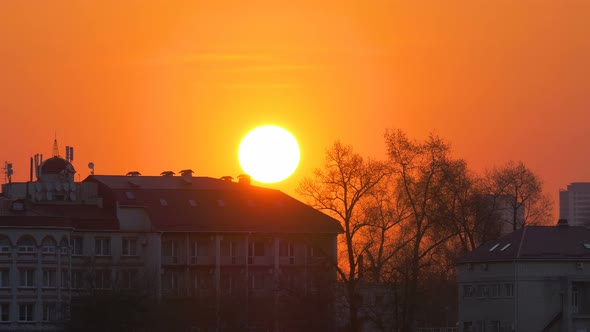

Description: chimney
[160,171,175,177]
[557,219,569,227]
[179,169,194,177]
[237,174,251,185]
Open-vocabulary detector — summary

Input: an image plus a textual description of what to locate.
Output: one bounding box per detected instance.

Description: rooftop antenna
[3,162,13,184]
[52,136,60,157]
[65,146,74,162]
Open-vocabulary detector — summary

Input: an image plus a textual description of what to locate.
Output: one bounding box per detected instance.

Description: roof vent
[161,171,175,177]
[557,219,569,227]
[126,171,141,177]
[220,176,234,182]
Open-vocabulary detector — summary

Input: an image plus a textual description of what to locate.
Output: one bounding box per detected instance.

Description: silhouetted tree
[298,141,387,332]
[485,160,553,231]
[385,129,461,332]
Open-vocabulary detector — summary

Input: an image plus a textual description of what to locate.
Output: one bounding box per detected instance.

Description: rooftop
[457,220,590,263]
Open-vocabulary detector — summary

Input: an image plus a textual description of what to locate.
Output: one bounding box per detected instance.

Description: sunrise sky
[1,1,589,218]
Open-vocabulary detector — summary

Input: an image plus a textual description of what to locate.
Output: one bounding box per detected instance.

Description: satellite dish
[69,192,76,201]
[88,162,94,169]
[63,182,69,191]
[35,182,42,192]
[55,182,62,191]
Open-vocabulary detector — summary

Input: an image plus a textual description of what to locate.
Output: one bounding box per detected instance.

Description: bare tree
[384,129,461,332]
[297,141,387,332]
[485,160,553,231]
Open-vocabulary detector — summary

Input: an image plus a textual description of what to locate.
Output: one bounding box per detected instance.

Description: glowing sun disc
[238,125,300,183]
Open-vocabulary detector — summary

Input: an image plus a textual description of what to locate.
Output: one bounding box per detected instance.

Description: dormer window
[489,244,500,252]
[125,191,135,200]
[500,243,512,251]
[160,199,168,206]
[188,199,198,207]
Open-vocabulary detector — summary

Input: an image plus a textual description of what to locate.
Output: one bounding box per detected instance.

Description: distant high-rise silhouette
[560,182,590,227]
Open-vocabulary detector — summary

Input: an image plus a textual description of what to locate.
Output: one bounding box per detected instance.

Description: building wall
[458,260,590,332]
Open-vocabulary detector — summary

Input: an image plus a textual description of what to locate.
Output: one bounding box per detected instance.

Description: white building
[0,145,343,330]
[560,183,590,227]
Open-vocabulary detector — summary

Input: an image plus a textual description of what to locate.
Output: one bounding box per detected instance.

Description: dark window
[0,303,9,321]
[19,304,33,322]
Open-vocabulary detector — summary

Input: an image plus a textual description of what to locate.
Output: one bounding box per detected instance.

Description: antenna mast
[3,162,13,184]
[52,137,60,157]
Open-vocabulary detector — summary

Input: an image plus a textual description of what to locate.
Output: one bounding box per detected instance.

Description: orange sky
[1,1,589,219]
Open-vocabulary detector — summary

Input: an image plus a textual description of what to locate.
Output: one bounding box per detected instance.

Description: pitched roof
[457,223,590,263]
[86,175,344,234]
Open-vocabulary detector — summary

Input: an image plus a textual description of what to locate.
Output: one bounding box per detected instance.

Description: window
[95,238,111,256]
[249,241,265,257]
[60,270,69,288]
[19,269,35,288]
[463,321,473,332]
[192,240,209,257]
[500,243,512,251]
[279,241,294,257]
[122,238,137,256]
[17,237,35,253]
[71,237,83,256]
[19,304,33,322]
[43,269,56,288]
[491,321,500,332]
[188,199,198,207]
[476,285,488,298]
[504,283,514,297]
[488,243,500,252]
[0,270,9,288]
[490,284,500,298]
[120,270,138,289]
[125,191,135,199]
[0,303,8,322]
[477,321,486,332]
[463,285,474,298]
[95,270,111,289]
[194,273,211,290]
[0,237,9,253]
[41,237,57,254]
[159,198,168,206]
[59,239,69,255]
[162,239,179,257]
[42,303,56,322]
[72,270,84,289]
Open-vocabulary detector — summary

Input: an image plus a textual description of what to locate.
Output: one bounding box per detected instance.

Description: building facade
[457,219,590,332]
[560,183,590,227]
[0,152,343,330]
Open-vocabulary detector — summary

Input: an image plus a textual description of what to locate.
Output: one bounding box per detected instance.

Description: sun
[238,125,300,183]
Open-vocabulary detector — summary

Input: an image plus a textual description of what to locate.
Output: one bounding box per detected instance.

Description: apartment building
[0,153,343,330]
[457,219,590,332]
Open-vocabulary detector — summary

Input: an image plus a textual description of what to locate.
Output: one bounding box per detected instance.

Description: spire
[52,137,60,157]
